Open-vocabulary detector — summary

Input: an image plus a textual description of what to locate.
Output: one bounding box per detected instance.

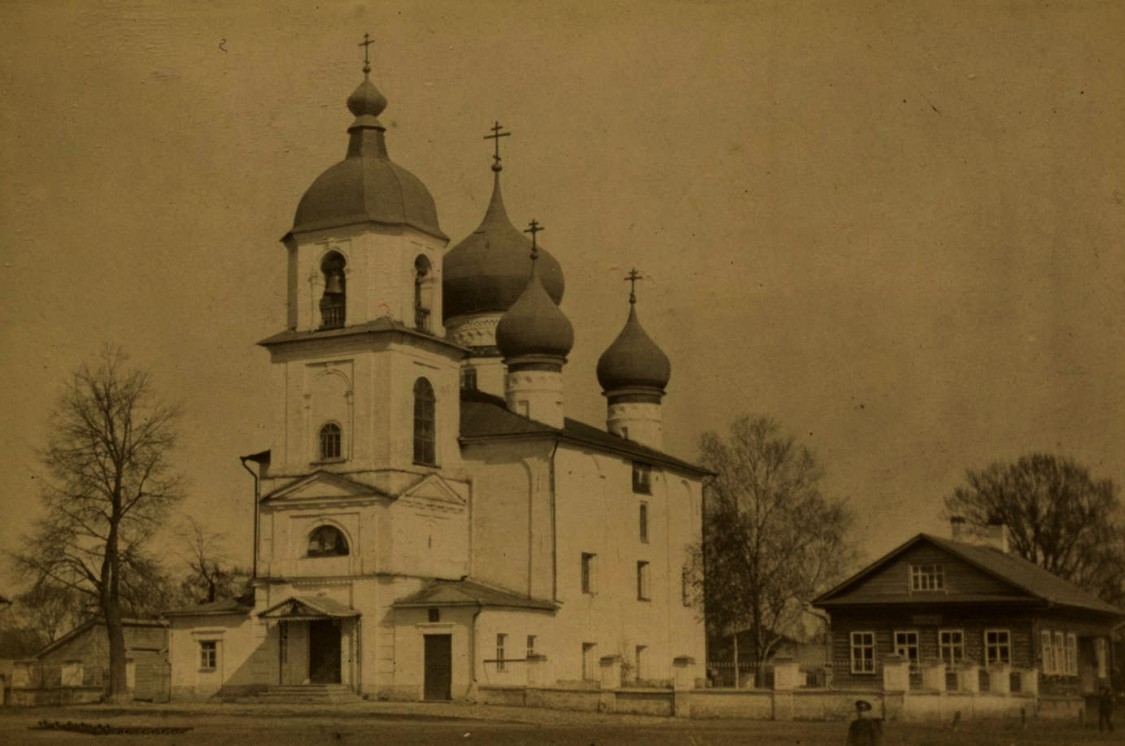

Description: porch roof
[259,595,360,621]
[394,579,557,611]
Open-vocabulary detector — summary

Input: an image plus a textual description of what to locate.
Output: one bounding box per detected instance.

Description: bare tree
[13,581,91,644]
[13,347,182,703]
[946,453,1125,606]
[691,416,856,686]
[176,516,251,605]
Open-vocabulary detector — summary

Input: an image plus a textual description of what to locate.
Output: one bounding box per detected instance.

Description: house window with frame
[526,635,537,658]
[581,553,596,594]
[1041,630,1055,674]
[639,501,649,543]
[318,422,342,461]
[984,629,1011,664]
[939,629,964,666]
[199,640,217,671]
[894,630,919,665]
[910,564,944,591]
[307,525,349,557]
[636,561,651,601]
[1054,631,1066,675]
[413,377,436,465]
[496,634,507,672]
[1066,633,1077,676]
[632,462,652,494]
[850,631,876,674]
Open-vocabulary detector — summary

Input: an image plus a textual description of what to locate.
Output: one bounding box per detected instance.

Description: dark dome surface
[443,175,564,320]
[596,304,671,393]
[496,260,573,360]
[291,75,445,240]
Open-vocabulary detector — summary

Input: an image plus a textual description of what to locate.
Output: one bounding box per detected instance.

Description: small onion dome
[596,303,671,394]
[496,255,574,361]
[443,171,564,321]
[292,75,445,240]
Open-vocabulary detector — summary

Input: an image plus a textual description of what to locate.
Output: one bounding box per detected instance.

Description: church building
[165,44,707,702]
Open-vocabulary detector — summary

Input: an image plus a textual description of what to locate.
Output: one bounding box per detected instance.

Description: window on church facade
[637,561,650,600]
[632,463,652,494]
[460,367,477,390]
[414,255,433,332]
[581,552,596,594]
[307,525,349,557]
[639,501,649,543]
[199,640,217,671]
[526,635,537,658]
[413,377,436,464]
[318,251,347,329]
[319,422,342,460]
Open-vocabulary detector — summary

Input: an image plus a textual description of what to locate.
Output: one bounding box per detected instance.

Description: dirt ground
[0,703,1119,745]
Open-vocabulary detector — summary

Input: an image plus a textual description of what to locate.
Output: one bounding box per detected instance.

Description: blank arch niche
[309,367,352,462]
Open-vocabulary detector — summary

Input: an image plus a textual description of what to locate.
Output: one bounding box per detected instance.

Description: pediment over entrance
[397,474,467,509]
[263,470,390,503]
[259,595,359,621]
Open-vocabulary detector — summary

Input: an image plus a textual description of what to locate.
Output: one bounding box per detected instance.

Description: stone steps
[237,684,364,705]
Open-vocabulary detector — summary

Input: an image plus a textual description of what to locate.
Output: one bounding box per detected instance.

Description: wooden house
[813,528,1122,695]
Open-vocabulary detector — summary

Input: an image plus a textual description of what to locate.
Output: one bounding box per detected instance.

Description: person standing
[1099,684,1115,733]
[846,699,884,746]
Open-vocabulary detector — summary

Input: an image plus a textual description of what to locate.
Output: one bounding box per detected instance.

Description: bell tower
[259,38,466,496]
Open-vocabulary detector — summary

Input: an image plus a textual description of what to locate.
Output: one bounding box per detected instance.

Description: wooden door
[423,634,452,701]
[309,619,342,684]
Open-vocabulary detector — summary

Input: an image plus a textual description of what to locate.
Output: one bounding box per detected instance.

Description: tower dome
[495,238,574,361]
[291,63,445,240]
[443,137,564,322]
[596,291,671,394]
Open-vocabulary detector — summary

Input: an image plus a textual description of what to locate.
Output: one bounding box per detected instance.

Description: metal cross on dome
[625,268,643,304]
[524,219,544,260]
[359,32,375,74]
[484,121,511,168]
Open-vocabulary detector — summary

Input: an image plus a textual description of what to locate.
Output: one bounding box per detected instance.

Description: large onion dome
[291,69,445,240]
[596,296,671,393]
[443,165,564,321]
[496,245,573,361]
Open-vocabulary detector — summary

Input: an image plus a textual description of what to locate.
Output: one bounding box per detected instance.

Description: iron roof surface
[459,389,708,476]
[394,578,556,611]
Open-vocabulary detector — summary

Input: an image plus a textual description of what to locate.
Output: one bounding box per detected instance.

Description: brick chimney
[985,521,1010,553]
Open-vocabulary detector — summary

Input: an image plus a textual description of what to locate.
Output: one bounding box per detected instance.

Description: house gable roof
[814,533,1123,617]
[393,578,557,611]
[259,595,359,620]
[34,617,168,659]
[459,389,708,476]
[164,594,255,618]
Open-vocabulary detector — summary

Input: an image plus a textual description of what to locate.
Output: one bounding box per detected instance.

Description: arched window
[319,252,347,329]
[414,255,433,332]
[319,422,342,460]
[413,377,436,465]
[307,525,349,557]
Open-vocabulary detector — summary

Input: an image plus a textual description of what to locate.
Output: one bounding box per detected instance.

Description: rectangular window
[910,564,944,591]
[581,553,596,594]
[199,640,217,671]
[582,642,597,682]
[894,630,919,665]
[496,633,507,673]
[1054,631,1066,675]
[1041,630,1054,674]
[526,635,537,658]
[939,629,964,667]
[460,367,478,390]
[632,462,652,494]
[639,502,649,543]
[1066,633,1077,676]
[984,629,1011,665]
[635,645,647,682]
[850,631,875,674]
[636,560,650,600]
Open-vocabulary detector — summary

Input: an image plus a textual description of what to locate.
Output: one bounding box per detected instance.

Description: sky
[1,0,1123,590]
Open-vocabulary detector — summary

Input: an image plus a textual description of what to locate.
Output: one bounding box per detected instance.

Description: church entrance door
[423,634,452,700]
[308,619,342,684]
